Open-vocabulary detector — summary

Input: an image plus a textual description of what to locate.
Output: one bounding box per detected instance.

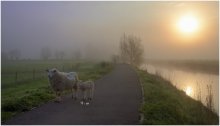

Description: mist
[1,1,219,61]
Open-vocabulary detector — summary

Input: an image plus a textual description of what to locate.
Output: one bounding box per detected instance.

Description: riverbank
[137,69,219,125]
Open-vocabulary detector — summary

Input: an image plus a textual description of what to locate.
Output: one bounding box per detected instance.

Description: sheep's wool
[62,72,78,81]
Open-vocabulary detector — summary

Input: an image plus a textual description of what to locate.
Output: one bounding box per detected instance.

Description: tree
[55,50,60,60]
[41,46,51,60]
[119,34,144,67]
[2,51,9,61]
[73,50,82,60]
[9,49,21,60]
[55,50,65,60]
[60,51,65,60]
[111,54,120,64]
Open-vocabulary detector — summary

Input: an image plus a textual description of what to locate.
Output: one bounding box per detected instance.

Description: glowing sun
[185,86,193,96]
[177,15,199,34]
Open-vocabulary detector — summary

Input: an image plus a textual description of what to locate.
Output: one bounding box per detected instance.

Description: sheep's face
[46,68,58,79]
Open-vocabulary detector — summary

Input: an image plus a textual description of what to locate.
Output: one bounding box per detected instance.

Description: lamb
[46,68,79,102]
[78,80,95,105]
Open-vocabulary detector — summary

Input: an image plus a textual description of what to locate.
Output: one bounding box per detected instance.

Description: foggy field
[2,60,112,85]
[1,60,113,123]
[145,60,219,75]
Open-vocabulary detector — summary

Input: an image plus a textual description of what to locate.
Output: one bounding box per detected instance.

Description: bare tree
[41,46,51,60]
[119,34,144,67]
[55,50,60,60]
[55,50,65,60]
[2,51,9,61]
[9,49,21,60]
[111,54,120,64]
[73,50,82,60]
[60,51,65,60]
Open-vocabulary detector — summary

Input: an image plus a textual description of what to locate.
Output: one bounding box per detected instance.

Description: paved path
[5,64,142,125]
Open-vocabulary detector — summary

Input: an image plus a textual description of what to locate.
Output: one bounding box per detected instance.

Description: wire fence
[1,63,82,88]
[2,70,45,85]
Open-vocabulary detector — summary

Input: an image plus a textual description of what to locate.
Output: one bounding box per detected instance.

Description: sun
[185,86,193,96]
[177,14,199,34]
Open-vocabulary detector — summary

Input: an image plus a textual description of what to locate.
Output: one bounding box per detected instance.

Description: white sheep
[78,80,95,105]
[46,68,79,102]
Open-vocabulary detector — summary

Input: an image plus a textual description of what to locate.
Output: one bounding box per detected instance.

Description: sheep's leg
[55,91,58,97]
[55,91,58,101]
[87,90,90,101]
[80,90,86,105]
[88,89,92,101]
[85,90,91,105]
[86,90,90,103]
[58,91,62,102]
[74,88,78,100]
[83,91,86,101]
[83,91,87,105]
[89,84,94,101]
[81,90,84,100]
[55,91,62,103]
[71,88,74,99]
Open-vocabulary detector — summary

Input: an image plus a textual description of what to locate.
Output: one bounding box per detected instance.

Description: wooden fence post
[33,69,35,80]
[15,72,18,83]
[72,65,74,70]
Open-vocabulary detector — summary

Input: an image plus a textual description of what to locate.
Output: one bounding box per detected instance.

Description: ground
[4,64,142,125]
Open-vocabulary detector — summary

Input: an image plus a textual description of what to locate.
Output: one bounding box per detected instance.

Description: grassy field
[137,69,219,125]
[1,60,113,123]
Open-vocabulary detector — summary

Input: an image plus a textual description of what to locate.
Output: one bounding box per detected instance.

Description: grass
[2,86,55,122]
[1,60,113,123]
[1,60,92,85]
[137,69,219,125]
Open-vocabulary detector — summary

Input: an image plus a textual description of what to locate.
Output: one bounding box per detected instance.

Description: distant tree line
[40,46,82,60]
[2,34,144,64]
[2,47,82,61]
[55,50,65,60]
[2,49,21,61]
[40,46,52,60]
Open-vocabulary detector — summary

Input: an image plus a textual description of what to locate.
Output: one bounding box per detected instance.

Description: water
[141,63,219,115]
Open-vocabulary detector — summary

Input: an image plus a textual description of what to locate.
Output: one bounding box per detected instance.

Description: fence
[1,63,81,88]
[2,70,46,87]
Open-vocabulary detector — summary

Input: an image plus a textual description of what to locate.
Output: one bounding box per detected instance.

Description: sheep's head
[46,68,58,79]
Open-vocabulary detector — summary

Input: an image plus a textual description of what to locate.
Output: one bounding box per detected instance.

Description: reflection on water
[141,64,219,115]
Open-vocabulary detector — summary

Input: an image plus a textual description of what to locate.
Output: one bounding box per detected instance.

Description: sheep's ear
[53,69,57,73]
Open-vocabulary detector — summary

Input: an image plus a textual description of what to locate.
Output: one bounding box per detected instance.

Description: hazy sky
[1,1,219,60]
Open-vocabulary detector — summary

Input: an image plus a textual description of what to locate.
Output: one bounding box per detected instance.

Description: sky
[1,1,219,60]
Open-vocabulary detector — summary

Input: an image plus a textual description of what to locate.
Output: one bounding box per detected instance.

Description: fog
[1,1,219,60]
